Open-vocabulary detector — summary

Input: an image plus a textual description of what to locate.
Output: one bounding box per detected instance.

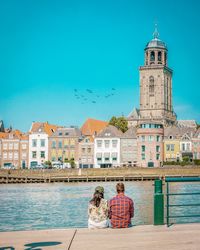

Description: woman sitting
[88,186,109,229]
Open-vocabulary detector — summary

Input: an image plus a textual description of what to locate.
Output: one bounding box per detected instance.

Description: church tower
[139,25,176,125]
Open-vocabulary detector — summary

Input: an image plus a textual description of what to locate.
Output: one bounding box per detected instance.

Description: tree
[109,116,128,133]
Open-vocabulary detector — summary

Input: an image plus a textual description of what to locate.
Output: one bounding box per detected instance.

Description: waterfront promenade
[0,223,200,249]
[1,166,200,184]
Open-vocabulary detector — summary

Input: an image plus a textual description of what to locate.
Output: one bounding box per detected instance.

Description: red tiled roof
[81,118,108,136]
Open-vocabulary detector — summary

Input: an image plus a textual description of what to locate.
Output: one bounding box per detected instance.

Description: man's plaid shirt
[109,193,134,228]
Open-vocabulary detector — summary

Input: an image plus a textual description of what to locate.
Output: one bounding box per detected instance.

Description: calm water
[0,181,199,231]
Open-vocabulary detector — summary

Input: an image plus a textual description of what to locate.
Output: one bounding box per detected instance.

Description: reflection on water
[0,181,199,231]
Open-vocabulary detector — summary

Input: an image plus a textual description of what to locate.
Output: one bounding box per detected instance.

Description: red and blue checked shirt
[109,193,134,228]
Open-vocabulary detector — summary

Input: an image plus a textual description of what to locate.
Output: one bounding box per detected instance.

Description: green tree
[109,116,128,133]
[44,160,52,166]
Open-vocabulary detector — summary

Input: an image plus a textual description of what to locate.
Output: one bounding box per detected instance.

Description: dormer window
[105,133,111,136]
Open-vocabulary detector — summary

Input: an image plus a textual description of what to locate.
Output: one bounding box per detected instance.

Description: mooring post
[154,179,164,225]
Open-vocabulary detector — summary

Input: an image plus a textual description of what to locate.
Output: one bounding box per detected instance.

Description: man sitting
[109,182,134,228]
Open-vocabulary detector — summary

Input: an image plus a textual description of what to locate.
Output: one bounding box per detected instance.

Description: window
[52,157,56,161]
[97,140,102,148]
[32,151,37,158]
[40,151,45,158]
[141,136,145,142]
[3,152,7,159]
[97,158,102,161]
[65,132,69,136]
[52,141,56,148]
[186,143,190,151]
[156,136,160,142]
[40,139,45,147]
[105,157,110,161]
[3,143,8,150]
[32,139,37,147]
[148,135,154,142]
[9,153,12,159]
[156,146,160,152]
[142,145,145,152]
[59,132,63,136]
[182,144,185,151]
[142,153,145,160]
[105,140,110,148]
[22,144,27,150]
[156,154,160,160]
[14,143,18,150]
[171,144,175,151]
[22,152,27,159]
[166,144,170,151]
[87,148,91,153]
[150,51,155,62]
[112,140,117,148]
[112,157,117,161]
[14,152,18,159]
[149,76,154,95]
[158,51,162,62]
[9,143,13,150]
[82,148,86,153]
[58,141,62,149]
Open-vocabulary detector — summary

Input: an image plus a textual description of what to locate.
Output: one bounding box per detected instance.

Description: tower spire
[153,23,159,40]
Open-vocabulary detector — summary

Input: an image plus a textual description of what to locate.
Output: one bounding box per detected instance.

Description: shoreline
[0,166,200,184]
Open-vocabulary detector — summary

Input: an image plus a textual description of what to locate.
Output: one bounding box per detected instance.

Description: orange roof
[0,130,28,140]
[30,122,59,136]
[0,132,8,139]
[81,118,108,136]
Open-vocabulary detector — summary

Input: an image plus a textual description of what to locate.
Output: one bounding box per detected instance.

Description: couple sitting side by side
[88,182,134,229]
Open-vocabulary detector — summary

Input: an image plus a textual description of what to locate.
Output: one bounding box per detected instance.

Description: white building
[28,122,57,167]
[94,125,122,168]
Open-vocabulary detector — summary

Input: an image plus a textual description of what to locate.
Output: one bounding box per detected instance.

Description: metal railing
[165,177,200,227]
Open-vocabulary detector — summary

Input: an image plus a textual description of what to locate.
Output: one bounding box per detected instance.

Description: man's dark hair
[116,182,125,193]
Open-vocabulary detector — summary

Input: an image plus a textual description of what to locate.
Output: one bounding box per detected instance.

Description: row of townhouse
[0,119,200,169]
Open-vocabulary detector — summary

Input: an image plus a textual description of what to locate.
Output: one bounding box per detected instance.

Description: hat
[95,186,104,194]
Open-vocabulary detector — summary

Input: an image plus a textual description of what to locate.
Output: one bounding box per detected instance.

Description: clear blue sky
[0,0,200,132]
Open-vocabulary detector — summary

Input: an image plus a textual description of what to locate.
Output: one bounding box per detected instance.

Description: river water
[0,181,199,231]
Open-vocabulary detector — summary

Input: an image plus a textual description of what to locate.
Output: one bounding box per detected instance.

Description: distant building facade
[120,127,138,166]
[94,125,122,168]
[49,127,81,165]
[192,128,200,160]
[0,130,29,169]
[137,122,164,167]
[29,122,57,167]
[78,136,94,168]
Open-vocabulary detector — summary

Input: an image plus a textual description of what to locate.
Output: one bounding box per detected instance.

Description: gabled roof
[164,126,196,139]
[96,125,123,138]
[193,128,200,138]
[0,130,27,140]
[81,118,108,136]
[30,122,58,136]
[127,108,140,121]
[177,120,197,128]
[122,127,137,139]
[51,127,81,138]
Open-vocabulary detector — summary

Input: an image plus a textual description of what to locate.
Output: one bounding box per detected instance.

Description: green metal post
[154,179,164,225]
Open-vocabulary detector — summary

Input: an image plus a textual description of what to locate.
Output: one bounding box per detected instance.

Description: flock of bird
[73,88,116,104]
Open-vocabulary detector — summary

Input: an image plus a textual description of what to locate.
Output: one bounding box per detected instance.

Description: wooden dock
[0,223,200,249]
